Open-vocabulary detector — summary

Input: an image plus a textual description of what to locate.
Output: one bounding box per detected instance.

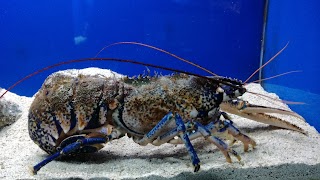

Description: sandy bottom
[0,83,319,180]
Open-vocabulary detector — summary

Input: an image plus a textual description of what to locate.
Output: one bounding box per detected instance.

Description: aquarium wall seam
[259,0,269,82]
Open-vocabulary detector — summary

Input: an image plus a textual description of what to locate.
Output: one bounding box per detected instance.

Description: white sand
[0,69,319,180]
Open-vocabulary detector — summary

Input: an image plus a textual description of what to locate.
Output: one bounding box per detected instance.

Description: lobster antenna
[0,57,228,100]
[250,70,302,83]
[95,41,219,76]
[246,91,287,109]
[244,42,289,84]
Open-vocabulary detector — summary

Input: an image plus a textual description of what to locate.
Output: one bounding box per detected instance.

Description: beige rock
[0,88,23,128]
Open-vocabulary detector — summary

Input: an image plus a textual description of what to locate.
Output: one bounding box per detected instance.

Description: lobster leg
[134,112,176,145]
[165,111,256,164]
[195,122,242,163]
[175,113,201,172]
[169,119,256,152]
[134,112,201,172]
[220,118,257,152]
[167,121,241,163]
[32,136,107,175]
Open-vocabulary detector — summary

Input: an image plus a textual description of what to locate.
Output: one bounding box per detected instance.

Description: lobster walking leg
[167,121,242,163]
[165,114,256,164]
[223,121,257,152]
[169,114,256,152]
[133,112,201,172]
[175,113,200,172]
[218,112,257,152]
[134,112,176,146]
[195,122,241,163]
[32,136,107,175]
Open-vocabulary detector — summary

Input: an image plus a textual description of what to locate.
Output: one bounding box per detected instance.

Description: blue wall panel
[263,0,320,131]
[0,0,265,96]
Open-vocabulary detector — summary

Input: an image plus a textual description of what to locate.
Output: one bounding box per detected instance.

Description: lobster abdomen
[28,71,121,154]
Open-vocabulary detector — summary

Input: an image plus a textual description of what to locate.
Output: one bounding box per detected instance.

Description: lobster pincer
[220,99,306,134]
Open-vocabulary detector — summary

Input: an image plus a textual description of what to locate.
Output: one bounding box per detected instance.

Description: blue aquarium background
[0,0,318,131]
[262,0,320,132]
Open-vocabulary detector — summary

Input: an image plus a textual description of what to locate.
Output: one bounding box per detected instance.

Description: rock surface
[0,88,23,128]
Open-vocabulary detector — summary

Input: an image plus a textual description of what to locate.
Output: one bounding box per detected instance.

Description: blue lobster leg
[165,120,242,163]
[174,113,200,172]
[160,127,202,145]
[174,114,256,152]
[135,112,176,145]
[32,137,106,175]
[135,112,201,172]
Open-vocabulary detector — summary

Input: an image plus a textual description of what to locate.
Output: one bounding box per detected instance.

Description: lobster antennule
[220,100,306,134]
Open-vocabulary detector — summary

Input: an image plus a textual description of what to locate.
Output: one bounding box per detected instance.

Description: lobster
[0,42,306,174]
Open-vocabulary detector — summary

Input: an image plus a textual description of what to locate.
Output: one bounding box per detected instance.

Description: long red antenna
[244,42,289,84]
[0,58,219,99]
[95,41,219,76]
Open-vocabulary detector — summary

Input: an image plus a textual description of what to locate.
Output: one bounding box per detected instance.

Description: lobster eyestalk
[220,99,306,134]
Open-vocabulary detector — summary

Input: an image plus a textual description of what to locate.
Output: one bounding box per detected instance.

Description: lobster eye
[221,85,236,97]
[238,87,246,95]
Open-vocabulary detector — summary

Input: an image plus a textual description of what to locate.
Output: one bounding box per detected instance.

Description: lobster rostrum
[1,42,305,174]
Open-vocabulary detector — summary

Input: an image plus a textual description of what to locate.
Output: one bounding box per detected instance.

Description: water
[0,0,264,95]
[0,0,318,132]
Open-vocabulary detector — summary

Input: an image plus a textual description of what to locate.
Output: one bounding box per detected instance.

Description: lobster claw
[220,99,306,134]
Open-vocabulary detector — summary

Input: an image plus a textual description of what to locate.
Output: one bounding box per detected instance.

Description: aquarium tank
[0,1,318,130]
